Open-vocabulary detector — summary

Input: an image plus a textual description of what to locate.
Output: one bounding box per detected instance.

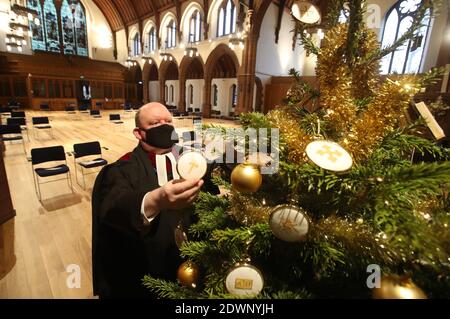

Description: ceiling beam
[128,0,140,20]
[110,0,127,31]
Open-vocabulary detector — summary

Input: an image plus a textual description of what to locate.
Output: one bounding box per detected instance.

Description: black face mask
[140,124,179,149]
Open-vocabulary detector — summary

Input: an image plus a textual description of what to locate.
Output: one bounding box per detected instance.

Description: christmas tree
[143,0,450,298]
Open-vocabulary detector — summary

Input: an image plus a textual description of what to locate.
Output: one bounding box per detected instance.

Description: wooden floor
[0,110,238,298]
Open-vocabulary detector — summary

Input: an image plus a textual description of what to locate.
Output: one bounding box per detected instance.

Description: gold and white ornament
[291,1,321,24]
[269,205,310,242]
[306,140,353,172]
[225,262,264,296]
[177,151,208,180]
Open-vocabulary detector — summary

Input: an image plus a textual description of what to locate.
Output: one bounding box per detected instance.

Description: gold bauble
[177,261,200,288]
[372,276,427,299]
[231,163,262,193]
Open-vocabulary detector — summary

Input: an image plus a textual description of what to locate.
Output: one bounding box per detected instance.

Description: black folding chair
[0,124,26,153]
[90,109,101,118]
[73,141,108,189]
[40,104,50,111]
[65,106,76,114]
[7,117,29,141]
[11,111,25,118]
[31,145,73,201]
[78,105,89,114]
[0,106,12,124]
[32,116,53,139]
[109,114,124,131]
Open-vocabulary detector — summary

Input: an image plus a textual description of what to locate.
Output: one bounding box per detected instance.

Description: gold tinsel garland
[229,191,272,226]
[351,29,381,100]
[267,107,312,165]
[342,76,421,161]
[316,24,356,134]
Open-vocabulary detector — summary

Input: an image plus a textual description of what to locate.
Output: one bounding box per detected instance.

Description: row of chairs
[31,141,108,201]
[0,117,53,150]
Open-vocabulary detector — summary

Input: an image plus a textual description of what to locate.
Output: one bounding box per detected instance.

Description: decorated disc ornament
[225,262,264,296]
[372,276,427,299]
[231,163,262,193]
[306,140,353,172]
[291,1,321,24]
[177,261,200,288]
[177,151,208,180]
[269,205,310,242]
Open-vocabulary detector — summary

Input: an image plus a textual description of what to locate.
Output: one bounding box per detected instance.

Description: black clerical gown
[91,144,218,298]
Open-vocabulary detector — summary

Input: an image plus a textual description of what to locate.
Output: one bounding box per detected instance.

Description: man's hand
[144,179,204,218]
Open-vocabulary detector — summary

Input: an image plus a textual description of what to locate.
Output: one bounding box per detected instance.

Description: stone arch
[124,64,143,106]
[203,43,240,117]
[142,59,159,103]
[178,55,205,111]
[158,56,179,105]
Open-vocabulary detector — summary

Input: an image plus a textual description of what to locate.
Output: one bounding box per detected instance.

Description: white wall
[186,79,204,110]
[116,29,128,63]
[81,0,114,61]
[256,3,314,78]
[211,78,237,116]
[165,80,179,106]
[149,80,160,102]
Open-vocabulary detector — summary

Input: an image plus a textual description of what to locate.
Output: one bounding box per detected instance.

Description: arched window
[61,0,75,54]
[147,27,156,52]
[28,0,45,51]
[189,10,201,43]
[28,0,88,56]
[74,2,88,56]
[217,0,236,37]
[133,33,141,56]
[170,85,174,103]
[231,84,237,108]
[167,20,177,48]
[213,84,218,106]
[380,0,431,74]
[43,0,60,52]
[189,84,194,105]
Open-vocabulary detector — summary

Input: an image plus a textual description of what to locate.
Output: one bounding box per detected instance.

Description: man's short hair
[135,109,141,128]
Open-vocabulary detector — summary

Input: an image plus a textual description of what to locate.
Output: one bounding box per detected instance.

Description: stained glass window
[43,0,60,53]
[380,0,431,74]
[61,0,75,55]
[27,0,46,51]
[75,3,88,56]
[28,0,88,56]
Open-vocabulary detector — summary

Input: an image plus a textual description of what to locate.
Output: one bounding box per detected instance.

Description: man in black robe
[91,102,218,298]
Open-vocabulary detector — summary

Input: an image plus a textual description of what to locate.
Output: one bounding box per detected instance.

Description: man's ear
[133,128,143,141]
